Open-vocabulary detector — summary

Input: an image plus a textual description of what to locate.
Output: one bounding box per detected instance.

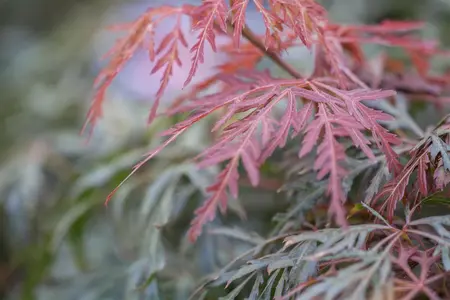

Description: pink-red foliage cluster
[84,0,450,242]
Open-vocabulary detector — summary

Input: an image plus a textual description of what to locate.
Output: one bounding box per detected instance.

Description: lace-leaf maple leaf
[184,0,228,88]
[335,19,440,76]
[315,83,402,174]
[271,0,328,49]
[294,83,400,226]
[392,248,445,300]
[187,76,304,241]
[368,143,430,222]
[252,0,284,49]
[148,14,190,124]
[430,134,450,171]
[82,5,194,135]
[229,0,249,48]
[370,118,450,221]
[299,103,349,225]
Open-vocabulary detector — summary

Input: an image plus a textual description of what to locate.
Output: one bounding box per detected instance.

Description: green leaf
[440,246,450,271]
[419,191,450,206]
[209,227,264,245]
[259,269,280,300]
[430,134,450,171]
[364,162,389,203]
[361,202,392,228]
[226,263,263,287]
[246,273,264,300]
[70,148,145,198]
[50,198,98,253]
[274,269,288,298]
[67,211,90,271]
[220,274,255,300]
[267,257,294,274]
[271,186,325,235]
[295,254,392,300]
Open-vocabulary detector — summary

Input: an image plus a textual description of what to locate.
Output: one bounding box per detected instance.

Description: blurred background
[1,0,450,299]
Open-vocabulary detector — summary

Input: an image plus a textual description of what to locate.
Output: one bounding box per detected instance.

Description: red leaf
[300,103,349,226]
[417,155,429,196]
[315,82,402,173]
[230,0,249,48]
[187,72,308,240]
[184,0,228,88]
[83,5,194,135]
[372,151,427,221]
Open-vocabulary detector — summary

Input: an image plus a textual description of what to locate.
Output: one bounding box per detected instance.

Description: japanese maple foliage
[85,1,450,297]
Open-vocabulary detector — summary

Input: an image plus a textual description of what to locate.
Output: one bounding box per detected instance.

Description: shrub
[85,0,450,299]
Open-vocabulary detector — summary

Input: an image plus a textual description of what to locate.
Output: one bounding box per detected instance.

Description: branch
[225,20,303,79]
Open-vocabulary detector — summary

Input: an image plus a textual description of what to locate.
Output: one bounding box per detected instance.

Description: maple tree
[83,0,450,298]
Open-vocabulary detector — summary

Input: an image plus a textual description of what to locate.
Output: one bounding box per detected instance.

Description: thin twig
[226,20,303,79]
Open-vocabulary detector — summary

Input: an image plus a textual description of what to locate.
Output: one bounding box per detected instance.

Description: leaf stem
[225,20,303,79]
